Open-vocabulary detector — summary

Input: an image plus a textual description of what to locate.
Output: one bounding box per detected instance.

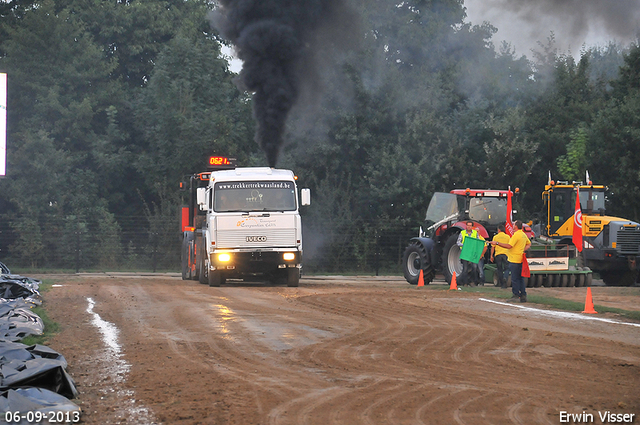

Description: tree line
[1,0,639,271]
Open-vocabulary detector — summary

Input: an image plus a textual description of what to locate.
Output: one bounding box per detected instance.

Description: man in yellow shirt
[490,224,510,289]
[489,220,531,302]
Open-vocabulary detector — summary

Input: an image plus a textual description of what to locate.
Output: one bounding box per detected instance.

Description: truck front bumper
[210,250,301,274]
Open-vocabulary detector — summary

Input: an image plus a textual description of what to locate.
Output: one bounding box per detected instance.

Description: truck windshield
[468,197,507,225]
[214,181,297,212]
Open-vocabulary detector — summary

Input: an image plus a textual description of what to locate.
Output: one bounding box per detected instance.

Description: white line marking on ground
[87,297,157,424]
[479,298,640,328]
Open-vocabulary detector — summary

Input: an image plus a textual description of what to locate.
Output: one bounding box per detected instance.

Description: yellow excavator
[541,172,640,286]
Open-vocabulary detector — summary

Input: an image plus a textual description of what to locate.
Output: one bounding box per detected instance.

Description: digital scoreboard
[207,156,237,170]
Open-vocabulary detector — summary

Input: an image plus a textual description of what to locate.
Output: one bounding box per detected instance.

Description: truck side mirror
[196,187,207,210]
[301,188,311,206]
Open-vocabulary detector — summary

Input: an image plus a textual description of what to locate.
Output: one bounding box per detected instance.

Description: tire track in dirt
[288,292,538,423]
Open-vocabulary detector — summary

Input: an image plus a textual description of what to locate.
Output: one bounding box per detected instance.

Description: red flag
[505,188,514,236]
[573,187,583,252]
[521,253,530,277]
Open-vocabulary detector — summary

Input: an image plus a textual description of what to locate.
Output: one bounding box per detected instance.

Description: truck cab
[181,157,310,287]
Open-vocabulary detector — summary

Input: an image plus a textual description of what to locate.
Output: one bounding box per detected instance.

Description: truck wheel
[208,270,222,287]
[181,232,195,280]
[192,237,204,281]
[198,252,208,285]
[181,245,190,280]
[402,242,434,285]
[287,268,300,287]
[441,233,463,284]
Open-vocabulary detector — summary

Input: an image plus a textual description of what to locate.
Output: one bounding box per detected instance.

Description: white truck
[181,157,310,287]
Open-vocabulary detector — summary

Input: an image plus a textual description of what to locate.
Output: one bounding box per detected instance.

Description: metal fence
[0,216,418,275]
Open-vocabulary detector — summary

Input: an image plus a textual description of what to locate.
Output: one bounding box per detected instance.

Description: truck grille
[617,227,640,254]
[216,229,297,249]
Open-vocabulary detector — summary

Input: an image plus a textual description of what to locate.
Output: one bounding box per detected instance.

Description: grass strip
[19,279,60,346]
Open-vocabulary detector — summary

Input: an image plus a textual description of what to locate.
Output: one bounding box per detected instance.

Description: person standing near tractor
[490,224,510,288]
[457,221,487,286]
[489,220,531,302]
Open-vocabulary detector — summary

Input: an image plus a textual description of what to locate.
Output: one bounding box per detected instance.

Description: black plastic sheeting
[0,300,44,342]
[0,342,78,399]
[0,388,79,415]
[0,262,81,418]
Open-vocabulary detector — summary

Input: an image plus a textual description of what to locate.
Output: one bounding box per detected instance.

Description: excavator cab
[543,182,607,238]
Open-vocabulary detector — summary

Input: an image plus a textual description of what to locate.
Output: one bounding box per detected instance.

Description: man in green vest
[456,221,486,286]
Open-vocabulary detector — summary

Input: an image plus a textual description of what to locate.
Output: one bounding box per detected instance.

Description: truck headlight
[218,253,231,262]
[283,252,296,261]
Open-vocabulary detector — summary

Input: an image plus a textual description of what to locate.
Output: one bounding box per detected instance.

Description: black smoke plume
[212,0,357,167]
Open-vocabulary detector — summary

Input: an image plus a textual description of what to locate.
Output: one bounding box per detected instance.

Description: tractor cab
[423,189,512,239]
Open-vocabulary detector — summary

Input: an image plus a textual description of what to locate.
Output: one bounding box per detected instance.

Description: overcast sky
[464,0,640,58]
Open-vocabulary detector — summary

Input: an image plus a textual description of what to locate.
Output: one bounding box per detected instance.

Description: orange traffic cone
[582,287,597,314]
[449,272,458,290]
[417,269,425,287]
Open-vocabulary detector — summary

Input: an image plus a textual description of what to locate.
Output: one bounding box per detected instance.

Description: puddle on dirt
[210,302,335,351]
[211,303,238,338]
[86,297,157,424]
[241,318,335,351]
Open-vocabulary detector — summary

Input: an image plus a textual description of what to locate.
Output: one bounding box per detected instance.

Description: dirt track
[40,275,640,425]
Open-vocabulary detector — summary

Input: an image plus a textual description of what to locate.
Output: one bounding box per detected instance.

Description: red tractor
[402,189,523,285]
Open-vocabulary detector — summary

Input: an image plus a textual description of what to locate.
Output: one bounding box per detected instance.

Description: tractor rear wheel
[402,242,434,285]
[442,233,463,284]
